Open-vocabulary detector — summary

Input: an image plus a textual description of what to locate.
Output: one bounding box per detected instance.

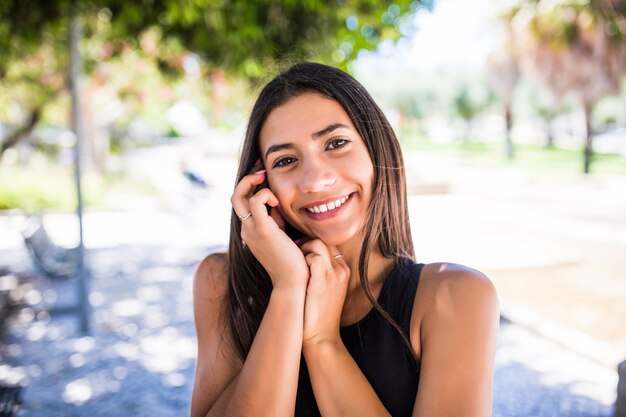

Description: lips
[301,193,354,220]
[304,194,350,213]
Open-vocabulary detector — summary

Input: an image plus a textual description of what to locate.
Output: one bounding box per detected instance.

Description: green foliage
[0,163,98,211]
[0,0,428,154]
[453,84,494,122]
[506,0,626,103]
[0,160,159,211]
[0,0,425,80]
[520,0,626,48]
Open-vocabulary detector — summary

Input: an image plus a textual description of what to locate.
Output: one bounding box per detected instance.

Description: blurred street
[0,134,623,416]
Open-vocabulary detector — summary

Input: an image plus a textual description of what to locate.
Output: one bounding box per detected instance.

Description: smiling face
[259,92,374,247]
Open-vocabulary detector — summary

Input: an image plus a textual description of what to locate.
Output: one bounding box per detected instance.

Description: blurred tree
[0,0,428,158]
[526,83,563,148]
[452,82,495,144]
[508,0,626,173]
[488,16,521,159]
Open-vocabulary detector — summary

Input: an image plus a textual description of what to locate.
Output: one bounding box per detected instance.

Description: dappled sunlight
[113,342,140,361]
[140,266,188,283]
[0,364,27,385]
[139,326,195,374]
[63,378,93,405]
[112,298,146,317]
[0,243,208,415]
[494,323,617,414]
[143,306,170,329]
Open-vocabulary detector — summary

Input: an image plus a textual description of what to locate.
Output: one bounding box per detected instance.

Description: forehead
[259,92,356,150]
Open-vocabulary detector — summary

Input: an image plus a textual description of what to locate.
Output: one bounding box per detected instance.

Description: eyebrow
[264,123,350,161]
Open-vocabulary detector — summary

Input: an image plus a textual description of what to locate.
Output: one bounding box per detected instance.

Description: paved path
[0,240,618,417]
[1,206,619,417]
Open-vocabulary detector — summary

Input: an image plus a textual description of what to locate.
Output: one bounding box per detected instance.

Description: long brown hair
[227,62,415,360]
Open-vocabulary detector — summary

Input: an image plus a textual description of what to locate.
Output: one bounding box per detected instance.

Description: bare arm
[411,263,500,417]
[301,262,499,417]
[190,254,306,417]
[191,164,312,415]
[303,340,391,416]
[298,240,391,416]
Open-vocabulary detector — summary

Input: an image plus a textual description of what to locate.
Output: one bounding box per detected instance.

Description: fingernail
[254,169,266,174]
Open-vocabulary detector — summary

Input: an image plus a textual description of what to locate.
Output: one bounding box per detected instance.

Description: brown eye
[326,138,348,150]
[273,156,297,168]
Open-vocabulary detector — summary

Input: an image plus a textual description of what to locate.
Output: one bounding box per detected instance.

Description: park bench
[0,383,22,417]
[0,270,19,331]
[22,216,79,279]
[618,360,626,417]
[21,216,90,332]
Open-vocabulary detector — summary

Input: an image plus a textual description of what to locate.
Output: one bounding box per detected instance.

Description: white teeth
[306,195,350,214]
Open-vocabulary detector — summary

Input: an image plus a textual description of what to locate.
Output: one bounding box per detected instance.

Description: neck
[337,233,394,302]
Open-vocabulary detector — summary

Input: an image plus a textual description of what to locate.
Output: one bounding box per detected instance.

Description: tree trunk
[0,108,42,158]
[545,118,554,148]
[583,102,593,174]
[70,0,90,334]
[504,102,514,159]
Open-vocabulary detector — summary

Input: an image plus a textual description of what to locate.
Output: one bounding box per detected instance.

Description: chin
[307,227,361,247]
[316,236,349,246]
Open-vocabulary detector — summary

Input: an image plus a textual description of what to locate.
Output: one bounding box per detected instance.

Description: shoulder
[192,251,241,372]
[191,253,242,415]
[420,262,498,309]
[192,252,231,342]
[410,262,499,355]
[410,263,499,415]
[193,252,229,302]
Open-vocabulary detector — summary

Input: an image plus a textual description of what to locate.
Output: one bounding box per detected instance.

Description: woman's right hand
[230,167,310,291]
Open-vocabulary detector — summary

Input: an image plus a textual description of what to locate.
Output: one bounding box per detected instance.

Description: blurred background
[0,0,625,416]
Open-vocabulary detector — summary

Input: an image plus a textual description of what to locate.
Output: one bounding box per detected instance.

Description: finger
[300,240,332,270]
[231,171,266,219]
[248,187,280,224]
[305,252,326,280]
[325,245,345,264]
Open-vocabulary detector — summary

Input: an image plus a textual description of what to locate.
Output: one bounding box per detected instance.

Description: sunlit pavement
[0,239,617,417]
[0,135,622,416]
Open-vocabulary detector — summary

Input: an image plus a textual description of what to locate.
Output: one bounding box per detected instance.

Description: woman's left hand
[299,240,350,349]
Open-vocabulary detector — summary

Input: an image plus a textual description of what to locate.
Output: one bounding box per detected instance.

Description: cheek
[353,158,375,195]
[268,177,290,207]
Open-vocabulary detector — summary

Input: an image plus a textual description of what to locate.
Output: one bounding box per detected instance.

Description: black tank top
[295,258,423,417]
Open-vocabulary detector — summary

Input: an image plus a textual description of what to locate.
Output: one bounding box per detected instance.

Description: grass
[400,134,626,176]
[0,158,158,212]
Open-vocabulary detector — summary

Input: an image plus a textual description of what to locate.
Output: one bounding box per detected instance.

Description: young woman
[191,62,499,417]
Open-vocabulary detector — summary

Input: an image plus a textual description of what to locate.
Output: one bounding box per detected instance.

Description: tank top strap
[378,258,423,338]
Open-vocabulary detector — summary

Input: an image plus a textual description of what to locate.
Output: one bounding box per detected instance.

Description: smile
[305,194,350,213]
[301,193,354,220]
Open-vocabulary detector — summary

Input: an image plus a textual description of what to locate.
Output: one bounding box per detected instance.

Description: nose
[299,157,336,193]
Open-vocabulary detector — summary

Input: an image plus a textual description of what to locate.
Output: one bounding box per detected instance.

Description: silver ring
[238,212,252,222]
[333,254,343,259]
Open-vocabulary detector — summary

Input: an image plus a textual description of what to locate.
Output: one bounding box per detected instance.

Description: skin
[191,92,500,417]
